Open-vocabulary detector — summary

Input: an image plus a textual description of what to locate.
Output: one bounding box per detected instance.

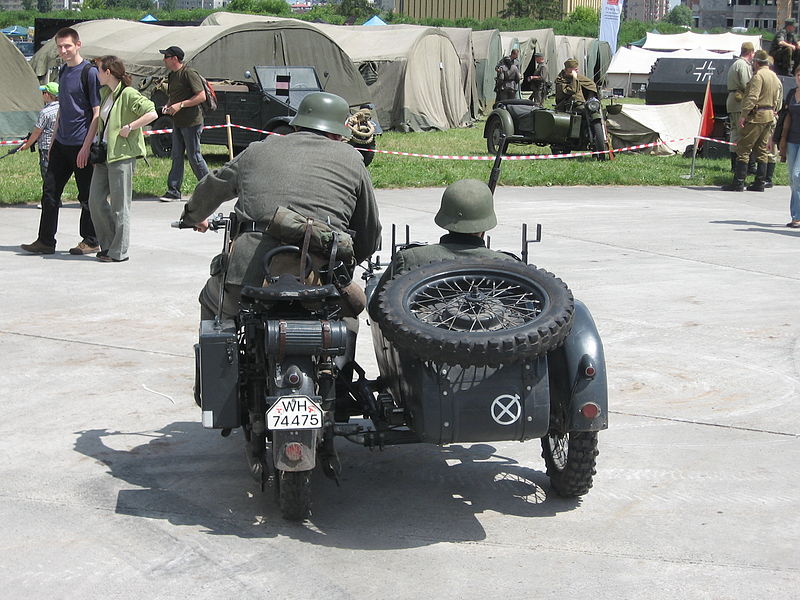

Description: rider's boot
[764,162,776,188]
[722,160,748,191]
[746,162,767,192]
[747,153,758,175]
[730,153,737,173]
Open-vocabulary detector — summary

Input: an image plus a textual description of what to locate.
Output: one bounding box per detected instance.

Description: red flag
[698,79,715,138]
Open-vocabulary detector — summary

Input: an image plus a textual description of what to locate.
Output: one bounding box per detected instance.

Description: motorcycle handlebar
[171,214,229,231]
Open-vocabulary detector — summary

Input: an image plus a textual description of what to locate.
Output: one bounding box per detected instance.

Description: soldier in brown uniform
[722,50,783,192]
[554,58,597,111]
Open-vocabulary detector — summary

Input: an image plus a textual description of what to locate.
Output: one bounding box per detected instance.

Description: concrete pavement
[0,184,798,598]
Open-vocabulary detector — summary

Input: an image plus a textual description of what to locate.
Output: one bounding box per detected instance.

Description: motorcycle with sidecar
[484,94,621,159]
[184,153,608,521]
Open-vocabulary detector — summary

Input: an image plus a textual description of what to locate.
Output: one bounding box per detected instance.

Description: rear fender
[548,300,608,431]
[483,108,514,139]
[273,429,320,471]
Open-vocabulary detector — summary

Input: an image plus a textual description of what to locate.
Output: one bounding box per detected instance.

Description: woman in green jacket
[88,55,157,262]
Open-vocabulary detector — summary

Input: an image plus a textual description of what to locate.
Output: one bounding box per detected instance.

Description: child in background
[16,82,60,181]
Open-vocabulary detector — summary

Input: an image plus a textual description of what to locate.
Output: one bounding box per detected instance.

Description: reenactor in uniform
[495,49,521,102]
[180,92,381,320]
[527,52,550,105]
[770,18,800,77]
[370,179,510,309]
[726,42,754,172]
[722,50,783,192]
[554,58,597,111]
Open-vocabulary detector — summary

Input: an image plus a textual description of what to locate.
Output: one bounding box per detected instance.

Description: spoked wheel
[373,259,574,367]
[276,469,312,521]
[591,120,607,161]
[485,116,506,155]
[541,430,598,497]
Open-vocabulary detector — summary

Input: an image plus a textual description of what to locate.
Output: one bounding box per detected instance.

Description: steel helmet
[435,179,497,234]
[290,92,352,138]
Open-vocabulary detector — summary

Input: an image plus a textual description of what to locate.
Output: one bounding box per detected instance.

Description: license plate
[267,395,323,430]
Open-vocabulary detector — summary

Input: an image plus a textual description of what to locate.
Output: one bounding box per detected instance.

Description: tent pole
[690,136,698,178]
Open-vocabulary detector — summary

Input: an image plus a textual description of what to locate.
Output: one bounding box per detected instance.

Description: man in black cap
[158,45,209,202]
[526,52,550,105]
[770,18,800,76]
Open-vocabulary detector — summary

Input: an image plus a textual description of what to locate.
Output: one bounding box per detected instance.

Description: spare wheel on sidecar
[373,259,574,367]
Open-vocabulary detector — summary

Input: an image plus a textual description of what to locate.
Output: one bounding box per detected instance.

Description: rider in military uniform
[770,18,800,77]
[527,52,550,105]
[370,179,510,319]
[495,49,521,103]
[726,42,754,173]
[180,92,381,320]
[722,50,783,192]
[554,58,597,111]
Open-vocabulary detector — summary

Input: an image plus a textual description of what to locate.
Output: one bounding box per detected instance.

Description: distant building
[0,0,25,9]
[394,0,601,20]
[683,0,792,31]
[624,0,670,22]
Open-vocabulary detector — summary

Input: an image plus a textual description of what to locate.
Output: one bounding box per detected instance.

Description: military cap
[754,49,769,64]
[534,52,544,58]
[786,18,796,26]
[564,58,578,69]
[740,41,754,54]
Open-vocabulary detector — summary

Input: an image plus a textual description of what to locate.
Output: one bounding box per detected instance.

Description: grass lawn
[0,115,782,205]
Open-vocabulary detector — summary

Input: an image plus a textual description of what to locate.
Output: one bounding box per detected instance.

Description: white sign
[490,394,522,426]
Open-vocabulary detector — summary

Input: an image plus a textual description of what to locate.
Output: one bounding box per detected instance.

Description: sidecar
[366,258,608,497]
[484,98,619,159]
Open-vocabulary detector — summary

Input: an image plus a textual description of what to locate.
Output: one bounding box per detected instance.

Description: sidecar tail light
[284,442,304,462]
[579,403,601,419]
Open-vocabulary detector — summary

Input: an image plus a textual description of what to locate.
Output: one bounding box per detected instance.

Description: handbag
[89,141,107,165]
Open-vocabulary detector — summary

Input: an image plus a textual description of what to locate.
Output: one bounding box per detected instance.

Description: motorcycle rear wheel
[277,469,312,521]
[541,430,598,497]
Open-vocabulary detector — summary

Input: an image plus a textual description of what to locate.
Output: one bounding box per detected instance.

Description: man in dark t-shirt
[21,27,100,255]
[158,46,209,202]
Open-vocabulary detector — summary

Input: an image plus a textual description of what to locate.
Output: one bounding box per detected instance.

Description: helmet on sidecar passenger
[435,179,497,234]
[290,92,352,138]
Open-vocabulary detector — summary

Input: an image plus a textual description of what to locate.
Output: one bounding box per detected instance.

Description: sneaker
[20,240,55,254]
[69,241,100,255]
[786,220,800,228]
[159,192,182,202]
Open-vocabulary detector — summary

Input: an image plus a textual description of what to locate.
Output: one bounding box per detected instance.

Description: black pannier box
[198,320,240,429]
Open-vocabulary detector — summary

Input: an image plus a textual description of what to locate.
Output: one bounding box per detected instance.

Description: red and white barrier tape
[1,126,729,159]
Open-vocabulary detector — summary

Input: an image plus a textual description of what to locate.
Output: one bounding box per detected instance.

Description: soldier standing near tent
[770,18,800,77]
[722,50,782,192]
[527,53,550,105]
[495,49,521,103]
[726,42,754,173]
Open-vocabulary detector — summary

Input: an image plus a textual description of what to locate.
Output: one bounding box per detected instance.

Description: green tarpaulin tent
[0,34,40,142]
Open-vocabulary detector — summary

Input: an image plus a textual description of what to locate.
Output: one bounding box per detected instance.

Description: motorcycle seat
[241,274,341,303]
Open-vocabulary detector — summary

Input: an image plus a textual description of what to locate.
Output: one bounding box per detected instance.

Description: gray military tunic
[182,131,381,318]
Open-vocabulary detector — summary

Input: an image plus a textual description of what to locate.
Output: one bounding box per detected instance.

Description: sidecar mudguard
[484,107,515,138]
[547,300,608,432]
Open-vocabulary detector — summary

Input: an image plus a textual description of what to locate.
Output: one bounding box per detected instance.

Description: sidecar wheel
[541,430,598,497]
[373,259,574,367]
[591,121,607,161]
[277,470,312,521]
[485,116,506,155]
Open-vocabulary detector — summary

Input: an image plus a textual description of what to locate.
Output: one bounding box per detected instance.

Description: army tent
[642,31,761,53]
[605,101,700,156]
[30,19,372,108]
[0,34,40,142]
[507,29,557,80]
[313,25,470,131]
[587,39,612,85]
[473,29,503,111]
[201,13,470,131]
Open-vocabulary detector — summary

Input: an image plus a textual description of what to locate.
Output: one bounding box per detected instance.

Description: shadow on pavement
[74,423,581,548]
[710,220,800,237]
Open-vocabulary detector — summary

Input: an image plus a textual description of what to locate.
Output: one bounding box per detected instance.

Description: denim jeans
[786,142,800,220]
[167,124,209,196]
